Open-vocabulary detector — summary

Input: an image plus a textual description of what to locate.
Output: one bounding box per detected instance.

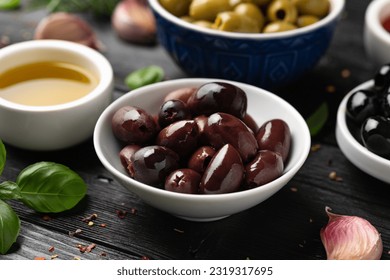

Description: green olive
[189,0,232,22]
[193,20,214,29]
[250,0,272,6]
[292,0,330,18]
[159,0,192,17]
[180,16,195,23]
[263,21,297,33]
[296,15,320,27]
[234,3,265,30]
[267,0,298,24]
[213,11,260,33]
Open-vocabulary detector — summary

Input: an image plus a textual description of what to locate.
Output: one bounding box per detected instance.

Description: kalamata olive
[204,112,258,162]
[165,169,201,194]
[256,119,291,162]
[361,115,390,159]
[163,87,197,103]
[199,144,244,194]
[156,120,199,157]
[188,146,216,174]
[382,92,390,117]
[112,106,157,144]
[243,114,259,133]
[158,99,191,128]
[128,145,179,186]
[346,89,381,124]
[245,150,284,188]
[187,82,247,119]
[194,115,208,144]
[374,64,390,92]
[119,144,141,170]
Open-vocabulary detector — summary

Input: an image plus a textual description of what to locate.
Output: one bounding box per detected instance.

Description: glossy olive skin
[204,112,258,162]
[163,87,197,103]
[119,144,141,170]
[245,150,284,188]
[292,0,329,18]
[128,145,179,186]
[199,144,244,194]
[267,0,297,23]
[297,15,319,27]
[213,11,260,33]
[189,0,231,21]
[158,99,191,127]
[187,82,247,119]
[374,64,390,93]
[382,92,390,117]
[234,3,265,30]
[361,116,390,159]
[263,21,297,33]
[256,119,291,162]
[346,89,381,124]
[188,146,216,174]
[159,0,192,17]
[156,120,199,157]
[112,106,157,144]
[243,114,259,133]
[165,168,201,194]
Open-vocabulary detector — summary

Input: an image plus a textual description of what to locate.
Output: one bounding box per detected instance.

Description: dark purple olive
[119,144,141,170]
[245,150,284,189]
[128,145,179,186]
[194,115,208,144]
[361,115,390,159]
[381,91,390,117]
[256,119,291,162]
[164,87,197,103]
[346,89,381,124]
[156,120,199,157]
[187,82,247,119]
[374,64,390,93]
[199,144,244,194]
[188,146,216,174]
[204,112,258,162]
[243,114,259,134]
[165,169,201,194]
[111,106,157,144]
[158,99,191,128]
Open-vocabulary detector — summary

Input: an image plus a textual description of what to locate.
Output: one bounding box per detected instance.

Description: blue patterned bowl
[149,0,344,90]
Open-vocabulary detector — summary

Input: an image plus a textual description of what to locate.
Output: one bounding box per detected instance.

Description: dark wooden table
[1,0,390,260]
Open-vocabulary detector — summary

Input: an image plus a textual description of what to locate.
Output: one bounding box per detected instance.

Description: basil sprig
[125,65,164,90]
[17,162,87,213]
[0,200,20,254]
[0,140,88,254]
[0,0,20,10]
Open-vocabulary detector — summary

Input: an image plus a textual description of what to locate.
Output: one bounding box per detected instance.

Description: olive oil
[0,61,99,106]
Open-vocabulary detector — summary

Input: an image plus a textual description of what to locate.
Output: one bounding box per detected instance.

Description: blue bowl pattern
[153,11,339,90]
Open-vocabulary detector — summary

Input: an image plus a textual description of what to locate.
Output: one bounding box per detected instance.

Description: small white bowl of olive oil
[0,40,114,151]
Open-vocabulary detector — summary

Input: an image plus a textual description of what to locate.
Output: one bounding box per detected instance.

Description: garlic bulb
[320,207,383,260]
[111,0,156,44]
[34,12,103,50]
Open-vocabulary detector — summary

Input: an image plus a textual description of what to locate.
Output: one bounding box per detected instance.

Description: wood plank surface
[1,0,390,260]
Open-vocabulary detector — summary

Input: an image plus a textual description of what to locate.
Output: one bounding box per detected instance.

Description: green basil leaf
[0,139,5,176]
[125,65,164,90]
[0,181,21,200]
[16,162,88,213]
[0,0,20,10]
[306,102,329,137]
[0,199,20,255]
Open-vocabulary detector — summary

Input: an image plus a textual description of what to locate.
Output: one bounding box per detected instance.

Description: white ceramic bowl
[94,78,311,221]
[364,0,390,67]
[0,40,114,151]
[336,80,390,184]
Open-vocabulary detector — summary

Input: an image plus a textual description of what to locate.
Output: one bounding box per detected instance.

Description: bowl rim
[365,0,390,45]
[0,40,113,113]
[336,79,390,168]
[94,78,311,202]
[148,0,345,39]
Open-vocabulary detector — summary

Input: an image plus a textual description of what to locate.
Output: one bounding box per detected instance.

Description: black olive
[346,89,381,124]
[361,115,390,159]
[374,63,390,93]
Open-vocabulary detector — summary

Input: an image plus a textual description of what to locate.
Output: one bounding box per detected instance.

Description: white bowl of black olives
[94,78,311,221]
[336,64,390,184]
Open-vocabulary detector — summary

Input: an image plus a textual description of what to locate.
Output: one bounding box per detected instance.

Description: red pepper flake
[141,256,150,260]
[86,243,96,253]
[329,171,343,182]
[99,252,107,257]
[82,213,98,223]
[42,215,52,221]
[326,85,336,93]
[341,69,351,78]
[290,187,298,192]
[116,210,127,219]
[100,223,107,228]
[34,257,46,260]
[130,208,137,215]
[48,246,55,252]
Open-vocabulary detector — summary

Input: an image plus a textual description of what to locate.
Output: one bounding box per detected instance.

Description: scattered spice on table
[42,215,52,221]
[290,187,298,192]
[341,69,351,78]
[77,243,96,253]
[69,228,83,237]
[50,254,59,260]
[100,223,107,228]
[130,208,137,215]
[326,85,336,93]
[174,228,184,234]
[311,144,321,152]
[48,246,55,252]
[34,256,46,260]
[116,209,127,219]
[73,256,81,260]
[329,171,343,182]
[82,213,98,223]
[88,221,94,227]
[99,252,107,257]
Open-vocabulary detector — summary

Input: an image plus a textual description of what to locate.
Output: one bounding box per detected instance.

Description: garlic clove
[111,0,156,44]
[320,206,383,260]
[34,12,104,51]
